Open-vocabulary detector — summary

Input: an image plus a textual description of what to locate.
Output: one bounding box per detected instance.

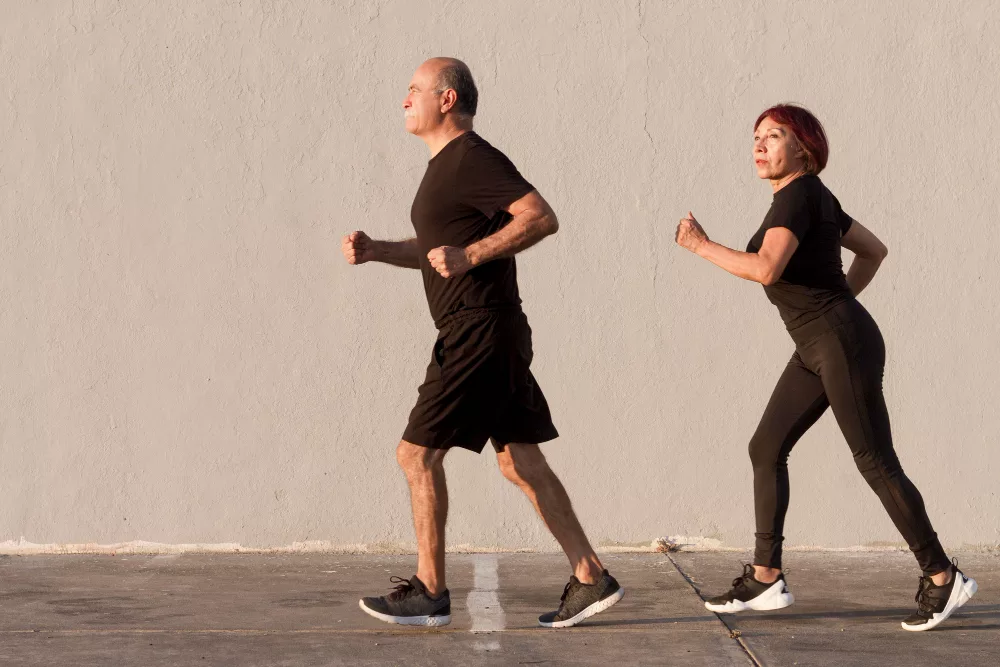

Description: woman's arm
[840,220,888,296]
[675,212,799,285]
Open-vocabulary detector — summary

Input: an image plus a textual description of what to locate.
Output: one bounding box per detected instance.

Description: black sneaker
[359,575,451,627]
[704,563,794,613]
[901,561,977,632]
[538,569,624,628]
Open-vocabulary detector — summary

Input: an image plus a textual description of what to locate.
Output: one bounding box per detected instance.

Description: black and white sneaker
[538,569,624,628]
[704,563,794,613]
[359,575,451,627]
[901,561,977,632]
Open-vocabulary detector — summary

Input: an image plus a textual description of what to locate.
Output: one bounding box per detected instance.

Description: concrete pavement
[0,550,995,665]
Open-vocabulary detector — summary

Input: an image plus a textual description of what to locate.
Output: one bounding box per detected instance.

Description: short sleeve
[457,145,535,218]
[763,186,812,241]
[833,195,854,235]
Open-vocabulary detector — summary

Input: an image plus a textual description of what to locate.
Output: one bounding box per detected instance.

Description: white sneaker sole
[358,599,452,627]
[901,573,978,632]
[538,587,625,628]
[705,578,795,613]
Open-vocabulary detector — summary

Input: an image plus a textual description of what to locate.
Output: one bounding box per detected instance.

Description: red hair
[755,104,829,174]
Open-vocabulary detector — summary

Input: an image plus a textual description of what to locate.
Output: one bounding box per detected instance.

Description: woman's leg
[749,353,830,571]
[812,316,950,576]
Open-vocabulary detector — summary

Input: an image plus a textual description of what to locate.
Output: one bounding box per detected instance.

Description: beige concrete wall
[1,1,997,553]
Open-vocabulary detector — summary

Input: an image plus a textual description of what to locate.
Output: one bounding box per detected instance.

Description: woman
[674,104,977,632]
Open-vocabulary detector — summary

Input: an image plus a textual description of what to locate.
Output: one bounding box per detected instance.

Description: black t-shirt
[746,175,855,330]
[410,132,535,326]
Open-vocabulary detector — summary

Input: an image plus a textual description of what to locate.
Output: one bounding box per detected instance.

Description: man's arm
[342,231,421,269]
[426,190,558,278]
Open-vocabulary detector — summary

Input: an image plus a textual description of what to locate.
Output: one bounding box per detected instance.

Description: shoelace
[731,563,756,591]
[558,580,573,604]
[914,576,936,613]
[914,559,958,614]
[386,576,416,602]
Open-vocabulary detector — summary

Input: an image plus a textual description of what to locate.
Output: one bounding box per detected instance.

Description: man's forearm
[465,211,557,267]
[374,238,421,269]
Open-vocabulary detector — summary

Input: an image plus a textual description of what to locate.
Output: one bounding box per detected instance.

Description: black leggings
[750,298,950,576]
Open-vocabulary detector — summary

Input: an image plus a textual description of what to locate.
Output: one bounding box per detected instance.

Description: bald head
[423,57,478,118]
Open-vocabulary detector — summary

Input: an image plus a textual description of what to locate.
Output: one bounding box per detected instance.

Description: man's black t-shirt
[410,132,535,326]
[746,175,855,330]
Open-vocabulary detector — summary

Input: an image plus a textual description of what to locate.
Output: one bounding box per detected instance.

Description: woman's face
[753,117,807,181]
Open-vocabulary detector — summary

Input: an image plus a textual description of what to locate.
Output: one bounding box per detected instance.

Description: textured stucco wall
[1,1,998,553]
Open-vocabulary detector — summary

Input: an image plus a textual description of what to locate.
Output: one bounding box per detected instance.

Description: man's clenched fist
[342,230,376,265]
[427,246,473,279]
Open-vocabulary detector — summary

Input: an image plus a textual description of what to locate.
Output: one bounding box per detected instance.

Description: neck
[421,119,472,158]
[770,169,808,193]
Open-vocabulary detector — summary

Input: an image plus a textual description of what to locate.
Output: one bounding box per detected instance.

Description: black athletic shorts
[402,307,559,453]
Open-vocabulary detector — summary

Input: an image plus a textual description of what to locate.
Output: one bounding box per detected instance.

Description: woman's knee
[749,433,783,471]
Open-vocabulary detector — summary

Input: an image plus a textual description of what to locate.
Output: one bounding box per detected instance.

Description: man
[343,57,623,628]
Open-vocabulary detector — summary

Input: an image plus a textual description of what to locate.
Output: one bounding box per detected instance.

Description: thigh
[749,353,829,461]
[402,319,502,453]
[812,319,893,459]
[489,315,558,448]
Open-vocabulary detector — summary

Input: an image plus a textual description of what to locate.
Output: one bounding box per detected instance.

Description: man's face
[403,62,445,136]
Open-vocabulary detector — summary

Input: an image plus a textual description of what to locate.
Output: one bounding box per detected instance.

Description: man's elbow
[531,210,558,237]
[546,213,559,236]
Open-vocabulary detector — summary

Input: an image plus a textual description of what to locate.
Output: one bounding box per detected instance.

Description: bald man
[344,58,623,628]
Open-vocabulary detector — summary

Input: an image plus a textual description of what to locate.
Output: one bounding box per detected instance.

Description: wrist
[694,238,712,257]
[464,245,480,268]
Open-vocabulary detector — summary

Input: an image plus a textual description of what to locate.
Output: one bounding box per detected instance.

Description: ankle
[416,573,445,598]
[753,565,781,584]
[929,569,952,587]
[574,557,604,585]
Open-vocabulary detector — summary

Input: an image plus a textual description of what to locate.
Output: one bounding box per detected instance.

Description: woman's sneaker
[901,560,977,632]
[704,563,794,613]
[538,569,625,628]
[359,575,451,627]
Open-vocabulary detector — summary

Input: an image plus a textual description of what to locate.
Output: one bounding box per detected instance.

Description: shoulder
[458,133,514,163]
[782,174,823,199]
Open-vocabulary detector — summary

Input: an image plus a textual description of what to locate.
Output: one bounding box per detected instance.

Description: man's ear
[440,88,458,114]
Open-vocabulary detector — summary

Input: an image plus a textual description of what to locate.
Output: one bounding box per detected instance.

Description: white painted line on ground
[468,554,505,637]
[473,640,501,651]
[141,554,181,568]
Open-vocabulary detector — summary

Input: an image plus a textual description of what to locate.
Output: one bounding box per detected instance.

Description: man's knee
[497,443,550,487]
[397,440,445,476]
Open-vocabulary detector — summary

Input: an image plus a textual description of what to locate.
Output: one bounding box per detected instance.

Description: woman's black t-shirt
[746,175,855,330]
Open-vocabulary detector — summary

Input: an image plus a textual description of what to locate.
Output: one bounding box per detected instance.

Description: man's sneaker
[901,560,978,632]
[358,575,451,627]
[704,563,794,613]
[538,569,624,628]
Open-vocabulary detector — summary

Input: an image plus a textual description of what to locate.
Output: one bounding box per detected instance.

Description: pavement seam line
[664,554,764,667]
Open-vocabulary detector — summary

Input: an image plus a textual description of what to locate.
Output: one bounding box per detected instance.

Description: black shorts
[402,308,559,453]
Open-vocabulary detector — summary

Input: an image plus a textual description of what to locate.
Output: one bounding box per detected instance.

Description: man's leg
[496,443,602,584]
[397,440,449,596]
